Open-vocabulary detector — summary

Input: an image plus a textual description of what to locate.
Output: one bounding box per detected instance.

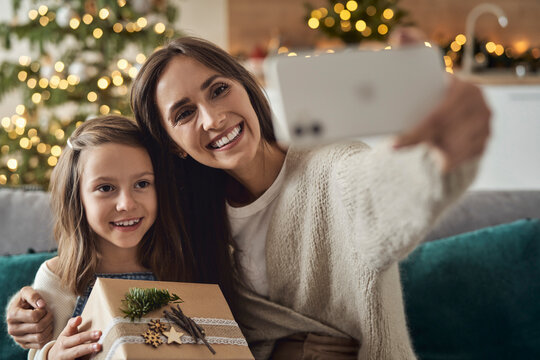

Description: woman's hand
[388,26,491,173]
[394,77,491,173]
[6,287,53,349]
[47,316,102,360]
[388,26,428,46]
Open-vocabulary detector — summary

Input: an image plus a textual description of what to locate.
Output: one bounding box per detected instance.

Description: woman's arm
[336,78,489,270]
[6,287,53,349]
[7,259,77,353]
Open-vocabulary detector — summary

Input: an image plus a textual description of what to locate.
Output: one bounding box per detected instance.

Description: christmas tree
[305,0,412,44]
[0,0,180,189]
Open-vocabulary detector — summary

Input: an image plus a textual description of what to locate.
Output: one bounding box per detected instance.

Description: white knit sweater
[27,261,77,360]
[231,141,477,360]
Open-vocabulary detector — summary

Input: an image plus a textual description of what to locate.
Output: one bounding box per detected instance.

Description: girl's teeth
[115,219,140,227]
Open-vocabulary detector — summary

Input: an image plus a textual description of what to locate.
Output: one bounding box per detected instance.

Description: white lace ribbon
[95,317,247,360]
[98,317,240,343]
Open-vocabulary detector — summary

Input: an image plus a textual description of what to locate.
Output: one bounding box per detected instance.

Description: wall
[473,85,540,190]
[400,0,539,49]
[228,0,540,54]
[173,0,228,49]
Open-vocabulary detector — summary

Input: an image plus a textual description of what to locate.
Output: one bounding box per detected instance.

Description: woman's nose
[116,190,137,212]
[200,105,226,131]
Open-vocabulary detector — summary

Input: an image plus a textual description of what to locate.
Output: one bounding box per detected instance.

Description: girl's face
[79,143,157,251]
[155,56,262,172]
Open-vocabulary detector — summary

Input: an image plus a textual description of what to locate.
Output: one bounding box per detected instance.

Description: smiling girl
[27,116,192,360]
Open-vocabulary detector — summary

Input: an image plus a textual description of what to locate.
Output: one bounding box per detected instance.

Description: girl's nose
[116,190,137,212]
[201,105,226,131]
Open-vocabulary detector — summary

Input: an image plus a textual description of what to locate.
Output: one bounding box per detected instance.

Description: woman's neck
[226,142,286,206]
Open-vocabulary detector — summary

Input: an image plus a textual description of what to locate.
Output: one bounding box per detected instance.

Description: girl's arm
[24,259,75,359]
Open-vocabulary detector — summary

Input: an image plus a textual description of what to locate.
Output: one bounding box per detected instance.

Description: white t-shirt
[226,162,286,297]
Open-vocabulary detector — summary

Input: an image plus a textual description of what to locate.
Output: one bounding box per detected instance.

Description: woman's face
[155,56,262,172]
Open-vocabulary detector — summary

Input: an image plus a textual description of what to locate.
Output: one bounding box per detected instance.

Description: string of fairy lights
[0,0,178,187]
[307,1,396,38]
[304,1,540,74]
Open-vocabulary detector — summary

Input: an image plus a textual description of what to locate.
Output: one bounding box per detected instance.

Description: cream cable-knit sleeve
[27,261,77,360]
[335,141,478,270]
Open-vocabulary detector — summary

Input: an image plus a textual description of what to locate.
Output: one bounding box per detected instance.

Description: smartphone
[264,45,448,145]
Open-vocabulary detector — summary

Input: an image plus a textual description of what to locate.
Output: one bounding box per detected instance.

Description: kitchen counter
[457,71,540,85]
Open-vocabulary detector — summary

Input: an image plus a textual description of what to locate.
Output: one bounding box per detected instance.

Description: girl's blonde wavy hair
[50,115,193,295]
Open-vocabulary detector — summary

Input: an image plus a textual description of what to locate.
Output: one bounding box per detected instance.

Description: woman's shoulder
[287,141,371,167]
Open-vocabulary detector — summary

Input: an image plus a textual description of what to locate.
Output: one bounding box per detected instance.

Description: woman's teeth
[211,125,242,149]
[114,218,141,227]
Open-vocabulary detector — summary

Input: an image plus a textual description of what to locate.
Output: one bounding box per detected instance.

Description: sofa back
[424,190,540,241]
[0,189,55,255]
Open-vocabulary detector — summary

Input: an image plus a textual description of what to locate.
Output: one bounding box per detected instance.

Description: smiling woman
[128,36,490,359]
[155,56,265,174]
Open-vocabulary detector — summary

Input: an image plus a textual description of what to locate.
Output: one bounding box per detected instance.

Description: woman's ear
[168,142,187,159]
[178,150,188,159]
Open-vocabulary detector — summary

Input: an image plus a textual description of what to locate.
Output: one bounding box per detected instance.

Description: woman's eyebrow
[169,98,190,122]
[168,74,223,122]
[200,74,221,91]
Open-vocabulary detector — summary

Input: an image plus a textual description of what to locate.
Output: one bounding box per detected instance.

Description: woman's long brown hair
[131,37,277,304]
[50,115,194,295]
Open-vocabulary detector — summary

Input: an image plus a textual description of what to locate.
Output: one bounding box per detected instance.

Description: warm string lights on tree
[441,34,540,74]
[0,0,181,188]
[305,0,411,44]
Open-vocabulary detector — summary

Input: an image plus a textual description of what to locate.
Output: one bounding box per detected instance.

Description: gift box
[79,278,254,360]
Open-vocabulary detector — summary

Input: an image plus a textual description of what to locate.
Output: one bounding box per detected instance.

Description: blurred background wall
[228,0,539,56]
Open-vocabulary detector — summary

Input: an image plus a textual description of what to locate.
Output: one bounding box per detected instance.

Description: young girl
[28,116,192,360]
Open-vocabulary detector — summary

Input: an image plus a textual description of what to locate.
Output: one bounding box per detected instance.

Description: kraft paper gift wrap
[79,278,254,360]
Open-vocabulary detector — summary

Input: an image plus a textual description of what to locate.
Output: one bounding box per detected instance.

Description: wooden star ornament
[163,326,184,345]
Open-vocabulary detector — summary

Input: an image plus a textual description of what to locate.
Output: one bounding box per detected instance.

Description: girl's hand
[47,316,102,360]
[394,77,491,173]
[6,287,53,349]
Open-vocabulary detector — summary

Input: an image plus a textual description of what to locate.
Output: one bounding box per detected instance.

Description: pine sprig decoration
[121,287,183,321]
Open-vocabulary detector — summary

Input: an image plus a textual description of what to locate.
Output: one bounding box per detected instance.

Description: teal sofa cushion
[0,251,56,359]
[400,219,540,359]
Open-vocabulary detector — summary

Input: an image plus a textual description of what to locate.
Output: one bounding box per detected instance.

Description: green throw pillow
[400,219,540,360]
[0,251,56,360]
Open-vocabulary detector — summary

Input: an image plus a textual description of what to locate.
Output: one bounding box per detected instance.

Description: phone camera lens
[312,123,322,135]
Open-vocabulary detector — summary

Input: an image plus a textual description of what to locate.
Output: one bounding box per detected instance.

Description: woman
[7,36,490,359]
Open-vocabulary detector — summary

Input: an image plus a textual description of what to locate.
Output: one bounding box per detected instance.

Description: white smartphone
[263,45,448,145]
